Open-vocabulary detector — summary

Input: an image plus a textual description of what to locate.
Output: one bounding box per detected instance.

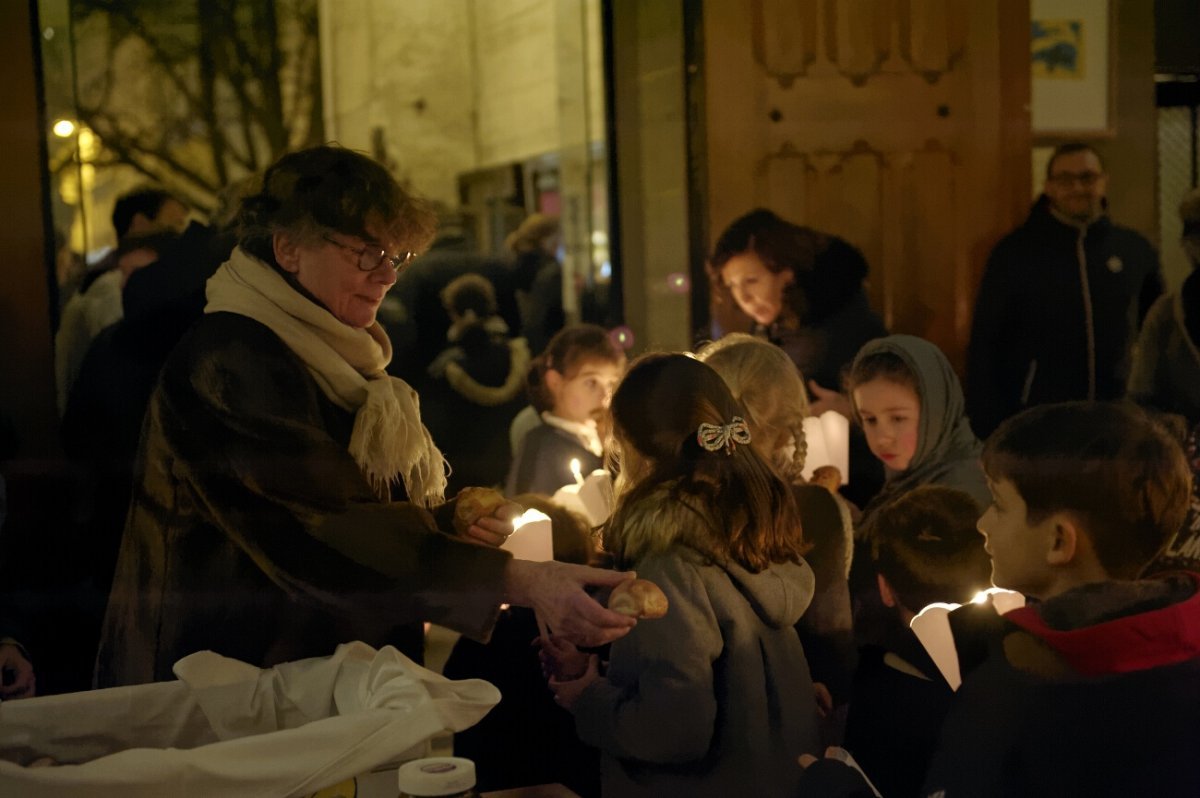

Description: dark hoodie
[844,614,956,798]
[967,195,1162,438]
[924,574,1200,797]
[421,318,530,493]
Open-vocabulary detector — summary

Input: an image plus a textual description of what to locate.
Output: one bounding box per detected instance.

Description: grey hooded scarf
[856,334,991,533]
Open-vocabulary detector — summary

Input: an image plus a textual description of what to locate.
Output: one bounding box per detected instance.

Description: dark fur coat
[95,312,509,686]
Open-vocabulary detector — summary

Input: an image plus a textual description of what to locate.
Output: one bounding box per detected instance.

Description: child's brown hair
[870,485,991,610]
[981,401,1192,579]
[605,353,809,572]
[525,324,625,413]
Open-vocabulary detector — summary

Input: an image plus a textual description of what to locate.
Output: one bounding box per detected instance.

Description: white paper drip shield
[800,410,850,485]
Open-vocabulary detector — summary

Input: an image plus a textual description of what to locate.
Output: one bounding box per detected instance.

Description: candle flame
[511,508,551,531]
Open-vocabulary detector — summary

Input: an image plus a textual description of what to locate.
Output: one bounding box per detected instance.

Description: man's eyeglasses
[322,234,416,273]
[1047,171,1103,188]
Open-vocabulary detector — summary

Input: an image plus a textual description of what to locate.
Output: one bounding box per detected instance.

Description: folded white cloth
[0,642,499,797]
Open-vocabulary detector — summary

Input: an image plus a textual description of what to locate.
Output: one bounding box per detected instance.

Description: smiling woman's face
[274,225,401,328]
[719,252,793,326]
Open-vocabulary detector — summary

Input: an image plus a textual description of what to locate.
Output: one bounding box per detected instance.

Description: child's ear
[877,573,898,608]
[273,231,302,273]
[1045,513,1081,567]
[544,368,564,395]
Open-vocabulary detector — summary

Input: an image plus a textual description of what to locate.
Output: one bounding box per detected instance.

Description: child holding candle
[546,354,822,797]
[841,484,991,798]
[924,402,1200,795]
[506,324,624,496]
[697,333,856,734]
[804,403,1200,795]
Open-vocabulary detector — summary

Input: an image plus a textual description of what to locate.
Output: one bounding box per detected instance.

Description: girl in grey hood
[845,334,990,647]
[849,334,991,531]
[547,353,822,797]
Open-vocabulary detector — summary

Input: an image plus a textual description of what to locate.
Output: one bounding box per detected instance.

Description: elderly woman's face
[275,225,401,328]
[720,252,793,327]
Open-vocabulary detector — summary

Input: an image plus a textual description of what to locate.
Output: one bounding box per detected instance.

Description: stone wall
[320,0,605,207]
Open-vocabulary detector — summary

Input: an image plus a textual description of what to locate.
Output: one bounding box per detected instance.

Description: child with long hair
[547,353,821,797]
[506,324,625,496]
[696,333,856,723]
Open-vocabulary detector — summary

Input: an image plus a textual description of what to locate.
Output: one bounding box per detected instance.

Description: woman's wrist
[502,558,536,606]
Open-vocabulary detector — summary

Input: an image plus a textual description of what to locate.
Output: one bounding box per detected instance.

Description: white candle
[569,457,584,486]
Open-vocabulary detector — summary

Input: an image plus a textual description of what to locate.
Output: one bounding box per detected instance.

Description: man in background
[966,142,1162,438]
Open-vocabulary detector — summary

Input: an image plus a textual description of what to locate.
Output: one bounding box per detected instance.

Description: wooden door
[700,0,1031,371]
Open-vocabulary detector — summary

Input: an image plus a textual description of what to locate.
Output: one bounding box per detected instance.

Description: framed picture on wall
[1030,0,1114,137]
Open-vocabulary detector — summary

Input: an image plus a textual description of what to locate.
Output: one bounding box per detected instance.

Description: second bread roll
[608,578,669,619]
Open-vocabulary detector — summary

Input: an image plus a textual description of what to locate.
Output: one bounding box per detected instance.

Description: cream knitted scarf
[205,247,447,506]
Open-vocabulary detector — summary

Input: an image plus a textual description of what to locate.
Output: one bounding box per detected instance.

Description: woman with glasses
[95,145,635,687]
[708,208,889,508]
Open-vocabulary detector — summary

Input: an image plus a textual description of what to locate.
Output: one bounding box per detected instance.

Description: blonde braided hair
[695,333,810,483]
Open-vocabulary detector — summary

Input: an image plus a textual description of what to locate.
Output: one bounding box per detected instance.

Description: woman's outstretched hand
[504,559,636,647]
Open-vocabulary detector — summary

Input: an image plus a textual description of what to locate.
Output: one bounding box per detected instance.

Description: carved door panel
[702,0,1030,370]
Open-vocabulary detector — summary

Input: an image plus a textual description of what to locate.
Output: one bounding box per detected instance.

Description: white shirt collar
[541,412,603,457]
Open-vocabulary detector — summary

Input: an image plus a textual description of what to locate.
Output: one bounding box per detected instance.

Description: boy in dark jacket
[843,485,991,798]
[801,401,1200,797]
[923,401,1200,797]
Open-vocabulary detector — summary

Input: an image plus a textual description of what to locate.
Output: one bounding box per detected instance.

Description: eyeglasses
[1047,171,1104,188]
[322,234,416,273]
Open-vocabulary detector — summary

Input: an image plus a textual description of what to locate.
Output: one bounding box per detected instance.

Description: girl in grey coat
[547,354,822,797]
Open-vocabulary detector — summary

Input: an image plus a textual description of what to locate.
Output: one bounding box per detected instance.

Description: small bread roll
[608,578,669,619]
[453,487,509,535]
[810,465,841,493]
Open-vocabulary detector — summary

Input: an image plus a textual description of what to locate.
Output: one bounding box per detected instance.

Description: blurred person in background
[1127,186,1200,426]
[967,142,1162,438]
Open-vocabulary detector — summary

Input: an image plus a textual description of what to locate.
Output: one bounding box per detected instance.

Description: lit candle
[502,508,554,562]
[569,457,584,486]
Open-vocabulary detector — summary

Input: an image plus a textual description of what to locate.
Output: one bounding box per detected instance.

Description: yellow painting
[1031,19,1085,79]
